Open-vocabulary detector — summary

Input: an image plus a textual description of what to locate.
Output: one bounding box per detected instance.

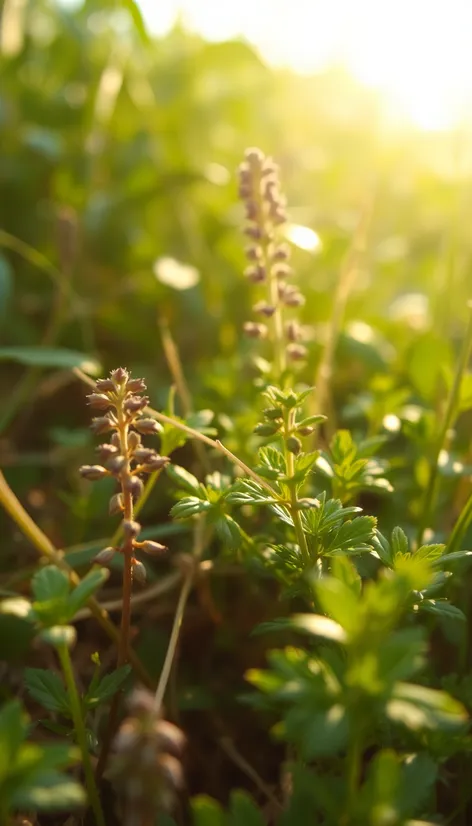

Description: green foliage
[0,700,85,818]
[2,4,472,824]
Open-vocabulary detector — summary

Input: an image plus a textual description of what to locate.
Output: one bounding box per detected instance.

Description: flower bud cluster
[79,368,170,583]
[238,147,308,366]
[109,688,185,818]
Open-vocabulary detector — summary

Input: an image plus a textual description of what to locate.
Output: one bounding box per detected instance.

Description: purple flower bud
[244,225,263,240]
[132,559,147,584]
[244,264,266,283]
[245,245,261,261]
[154,720,186,756]
[87,393,112,409]
[123,519,141,539]
[272,244,290,262]
[126,377,147,393]
[243,321,268,339]
[297,425,315,436]
[273,263,293,279]
[79,464,109,481]
[124,395,149,414]
[109,493,124,515]
[111,432,121,448]
[138,540,168,556]
[107,455,127,474]
[97,443,119,461]
[95,546,116,565]
[133,448,156,463]
[90,415,116,435]
[111,367,129,385]
[128,430,141,450]
[283,290,305,307]
[253,301,276,317]
[157,754,184,790]
[125,475,144,500]
[244,147,264,167]
[285,320,302,342]
[134,418,163,435]
[95,378,115,392]
[141,456,170,472]
[287,343,308,361]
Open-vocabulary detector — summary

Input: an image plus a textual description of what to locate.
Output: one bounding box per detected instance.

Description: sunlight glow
[138,0,472,130]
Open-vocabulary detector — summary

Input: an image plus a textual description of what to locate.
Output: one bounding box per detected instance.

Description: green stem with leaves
[56,641,105,826]
[417,303,472,546]
[283,408,311,566]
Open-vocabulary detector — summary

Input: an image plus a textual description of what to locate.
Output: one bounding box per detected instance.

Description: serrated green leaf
[31,567,70,604]
[166,464,203,495]
[25,669,70,716]
[391,526,410,558]
[85,665,132,708]
[170,497,212,519]
[212,515,243,550]
[415,544,445,562]
[417,600,466,622]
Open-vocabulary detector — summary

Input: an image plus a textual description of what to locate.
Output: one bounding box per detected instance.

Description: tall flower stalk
[80,367,170,666]
[238,147,307,382]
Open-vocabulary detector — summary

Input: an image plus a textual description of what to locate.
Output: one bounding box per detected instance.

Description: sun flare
[138,0,472,131]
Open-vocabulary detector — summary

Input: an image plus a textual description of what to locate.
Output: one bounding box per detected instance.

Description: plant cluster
[2,125,472,826]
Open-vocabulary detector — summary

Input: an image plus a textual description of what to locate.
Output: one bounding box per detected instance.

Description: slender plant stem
[0,470,152,687]
[447,491,472,556]
[154,518,206,712]
[116,406,135,667]
[283,408,311,566]
[417,303,472,546]
[57,642,106,826]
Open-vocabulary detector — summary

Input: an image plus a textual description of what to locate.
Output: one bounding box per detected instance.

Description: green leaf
[85,665,132,708]
[31,567,70,603]
[212,515,243,550]
[166,464,203,495]
[387,682,467,731]
[400,753,437,817]
[415,544,445,562]
[315,577,360,634]
[417,600,466,622]
[13,774,86,811]
[292,614,347,643]
[170,497,212,519]
[192,795,227,826]
[68,567,109,617]
[229,791,265,826]
[25,669,70,716]
[0,346,100,375]
[391,526,410,558]
[0,700,27,780]
[293,705,349,758]
[331,555,362,597]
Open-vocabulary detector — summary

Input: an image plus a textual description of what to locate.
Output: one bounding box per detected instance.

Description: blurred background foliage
[1,0,472,652]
